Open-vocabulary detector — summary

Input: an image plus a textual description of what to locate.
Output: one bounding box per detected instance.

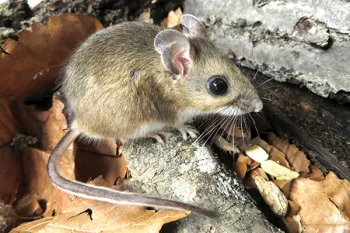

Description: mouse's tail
[47,129,80,186]
[48,129,217,218]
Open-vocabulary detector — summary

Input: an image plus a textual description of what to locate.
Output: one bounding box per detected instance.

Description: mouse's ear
[181,14,208,39]
[154,29,192,78]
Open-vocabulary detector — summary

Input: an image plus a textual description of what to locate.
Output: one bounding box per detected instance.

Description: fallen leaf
[268,132,310,173]
[161,8,182,28]
[290,172,350,232]
[244,168,268,189]
[282,215,303,233]
[261,160,299,180]
[286,200,300,217]
[0,146,21,204]
[75,149,127,185]
[245,145,269,163]
[0,99,21,204]
[11,177,188,233]
[249,160,261,170]
[269,147,290,169]
[233,153,251,179]
[0,14,103,100]
[13,193,44,217]
[255,176,288,217]
[250,137,272,153]
[273,179,291,198]
[309,165,325,181]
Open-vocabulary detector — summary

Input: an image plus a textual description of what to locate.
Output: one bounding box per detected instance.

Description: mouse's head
[154,14,263,117]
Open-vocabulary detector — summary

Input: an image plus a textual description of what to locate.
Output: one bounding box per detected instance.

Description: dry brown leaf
[261,160,299,180]
[161,8,182,28]
[75,149,127,185]
[255,176,288,216]
[273,179,291,198]
[282,215,303,233]
[269,147,290,169]
[0,146,21,205]
[290,172,350,232]
[0,14,103,100]
[309,165,325,181]
[0,99,21,204]
[244,168,268,189]
[245,145,269,163]
[13,193,44,217]
[250,137,272,153]
[268,132,310,173]
[11,177,188,233]
[22,147,74,217]
[286,200,300,217]
[233,153,251,179]
[251,168,269,180]
[249,160,261,170]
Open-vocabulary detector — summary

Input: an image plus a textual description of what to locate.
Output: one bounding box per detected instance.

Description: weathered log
[123,136,282,232]
[184,0,350,99]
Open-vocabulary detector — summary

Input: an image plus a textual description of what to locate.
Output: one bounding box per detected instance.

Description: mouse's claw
[175,124,199,140]
[149,131,174,144]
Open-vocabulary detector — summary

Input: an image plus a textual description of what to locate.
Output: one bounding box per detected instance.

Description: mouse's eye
[207,76,229,96]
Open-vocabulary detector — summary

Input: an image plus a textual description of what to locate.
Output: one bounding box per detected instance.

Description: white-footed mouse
[48,14,263,218]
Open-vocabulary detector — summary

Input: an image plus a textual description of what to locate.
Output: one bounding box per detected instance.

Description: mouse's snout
[253,99,263,112]
[236,95,263,114]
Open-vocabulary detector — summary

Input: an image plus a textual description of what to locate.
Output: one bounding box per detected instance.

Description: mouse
[47,14,263,218]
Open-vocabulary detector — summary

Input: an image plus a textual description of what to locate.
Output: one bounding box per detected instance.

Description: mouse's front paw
[175,124,199,140]
[149,131,173,144]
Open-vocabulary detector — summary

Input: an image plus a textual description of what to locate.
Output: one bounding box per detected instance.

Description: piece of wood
[123,136,282,233]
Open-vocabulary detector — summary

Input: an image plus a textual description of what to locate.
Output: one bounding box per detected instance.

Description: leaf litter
[214,128,350,232]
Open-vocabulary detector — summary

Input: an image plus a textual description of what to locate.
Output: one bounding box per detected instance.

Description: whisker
[257,77,274,88]
[248,113,260,138]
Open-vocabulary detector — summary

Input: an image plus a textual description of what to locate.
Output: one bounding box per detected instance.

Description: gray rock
[184,0,350,97]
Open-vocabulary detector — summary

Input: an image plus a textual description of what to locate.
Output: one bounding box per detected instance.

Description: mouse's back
[60,22,172,138]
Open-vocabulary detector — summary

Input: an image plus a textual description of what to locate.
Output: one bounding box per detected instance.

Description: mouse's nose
[254,99,263,112]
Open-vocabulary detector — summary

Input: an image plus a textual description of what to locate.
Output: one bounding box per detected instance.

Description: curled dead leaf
[161,8,182,28]
[244,168,268,189]
[233,153,251,179]
[282,215,303,233]
[273,179,291,198]
[11,177,188,233]
[245,145,269,163]
[250,137,272,153]
[0,14,103,100]
[261,160,299,180]
[269,146,290,169]
[13,193,44,217]
[255,176,288,217]
[268,132,310,173]
[286,200,300,217]
[309,165,325,181]
[290,172,350,232]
